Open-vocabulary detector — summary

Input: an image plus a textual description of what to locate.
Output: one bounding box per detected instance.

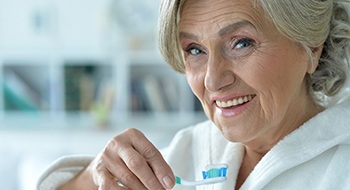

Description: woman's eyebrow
[179,20,255,40]
[179,32,198,41]
[218,20,255,36]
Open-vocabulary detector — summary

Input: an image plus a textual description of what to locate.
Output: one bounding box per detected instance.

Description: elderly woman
[38,0,350,189]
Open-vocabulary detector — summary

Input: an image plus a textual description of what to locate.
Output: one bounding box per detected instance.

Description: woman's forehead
[178,0,270,35]
[179,0,259,16]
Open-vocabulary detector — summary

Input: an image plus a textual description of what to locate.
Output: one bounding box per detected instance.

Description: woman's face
[179,0,320,148]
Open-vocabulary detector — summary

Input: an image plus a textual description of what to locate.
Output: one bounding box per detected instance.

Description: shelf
[2,63,50,112]
[130,64,181,112]
[0,53,205,129]
[0,0,205,130]
[63,62,115,112]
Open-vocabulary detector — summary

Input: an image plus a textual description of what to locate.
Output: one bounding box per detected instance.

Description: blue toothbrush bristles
[202,167,228,179]
[175,163,229,186]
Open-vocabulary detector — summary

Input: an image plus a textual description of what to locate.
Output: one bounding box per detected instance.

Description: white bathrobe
[37,100,350,190]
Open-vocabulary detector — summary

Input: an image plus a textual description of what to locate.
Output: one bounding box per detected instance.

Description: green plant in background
[90,81,115,129]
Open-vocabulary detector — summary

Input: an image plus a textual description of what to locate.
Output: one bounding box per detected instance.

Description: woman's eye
[233,38,255,50]
[183,43,206,56]
[183,44,207,65]
[187,47,203,55]
[190,48,202,55]
[227,37,256,57]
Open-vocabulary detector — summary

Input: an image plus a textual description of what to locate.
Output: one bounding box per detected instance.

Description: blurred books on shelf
[64,65,95,111]
[130,75,179,113]
[64,63,115,114]
[3,68,45,111]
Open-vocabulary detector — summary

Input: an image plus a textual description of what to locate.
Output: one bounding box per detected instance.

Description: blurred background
[0,0,206,189]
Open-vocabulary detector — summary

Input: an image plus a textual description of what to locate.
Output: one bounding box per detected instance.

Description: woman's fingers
[106,152,148,190]
[94,167,129,190]
[92,128,174,190]
[92,141,148,189]
[118,147,164,189]
[127,129,175,189]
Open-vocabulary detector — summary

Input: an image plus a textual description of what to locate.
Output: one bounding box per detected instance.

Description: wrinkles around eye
[226,37,257,58]
[184,43,206,56]
[182,43,208,65]
[233,38,254,49]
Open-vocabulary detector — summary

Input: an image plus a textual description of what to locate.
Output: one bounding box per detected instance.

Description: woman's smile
[214,94,256,118]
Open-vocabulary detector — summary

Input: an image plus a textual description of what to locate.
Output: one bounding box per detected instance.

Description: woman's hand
[90,128,175,190]
[58,128,175,190]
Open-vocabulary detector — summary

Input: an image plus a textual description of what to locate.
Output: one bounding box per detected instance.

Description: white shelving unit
[0,49,207,130]
[0,1,206,130]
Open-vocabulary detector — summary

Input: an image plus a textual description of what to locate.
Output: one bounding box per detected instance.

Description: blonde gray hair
[158,0,350,101]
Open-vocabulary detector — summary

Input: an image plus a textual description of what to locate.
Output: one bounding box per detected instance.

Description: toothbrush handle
[176,176,227,186]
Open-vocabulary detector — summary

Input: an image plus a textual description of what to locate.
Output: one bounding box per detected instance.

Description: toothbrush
[175,164,228,186]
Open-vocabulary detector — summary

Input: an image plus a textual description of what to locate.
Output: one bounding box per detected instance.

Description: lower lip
[215,98,254,118]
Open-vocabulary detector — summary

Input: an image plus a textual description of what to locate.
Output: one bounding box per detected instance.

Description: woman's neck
[235,101,324,189]
[235,146,263,190]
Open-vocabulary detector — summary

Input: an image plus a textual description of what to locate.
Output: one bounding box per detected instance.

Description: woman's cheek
[186,69,210,109]
[186,71,204,97]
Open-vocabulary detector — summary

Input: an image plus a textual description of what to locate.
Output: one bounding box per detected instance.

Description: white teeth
[216,95,254,108]
[232,99,238,105]
[244,96,248,102]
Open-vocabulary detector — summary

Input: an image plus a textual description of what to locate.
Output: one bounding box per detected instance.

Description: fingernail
[163,175,174,189]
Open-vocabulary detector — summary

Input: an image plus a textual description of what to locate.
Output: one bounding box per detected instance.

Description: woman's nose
[204,55,235,92]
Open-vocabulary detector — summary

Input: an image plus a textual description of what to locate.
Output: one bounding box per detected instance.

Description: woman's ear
[307,45,324,74]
